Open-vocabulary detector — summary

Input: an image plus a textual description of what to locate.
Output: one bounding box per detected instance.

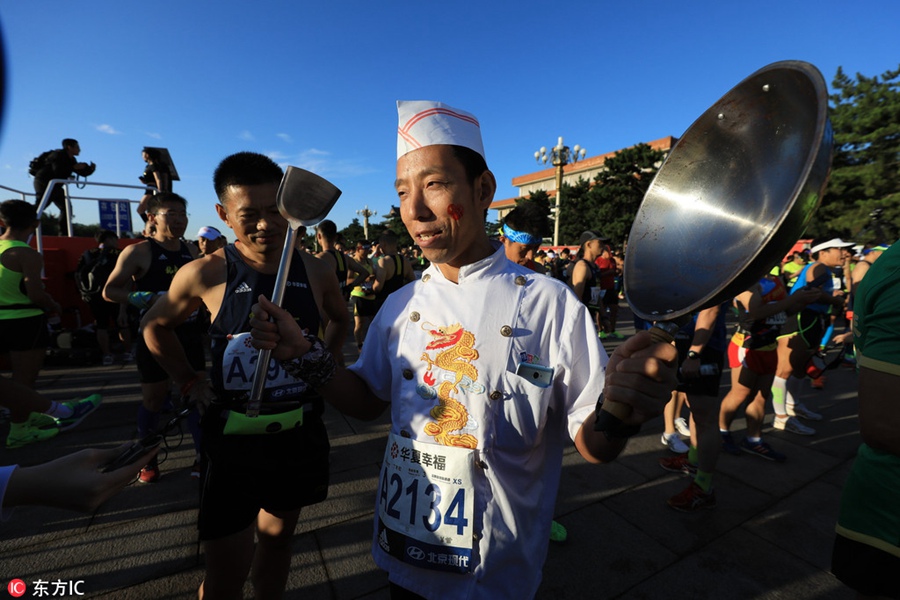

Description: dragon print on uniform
[418,322,482,449]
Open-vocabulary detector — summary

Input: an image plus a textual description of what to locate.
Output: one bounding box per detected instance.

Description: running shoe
[549,520,568,544]
[739,438,786,462]
[598,331,609,339]
[667,482,716,512]
[720,431,742,456]
[661,432,689,454]
[773,416,816,435]
[123,352,134,363]
[674,417,691,437]
[786,403,823,421]
[658,454,697,476]
[6,412,60,449]
[102,354,114,366]
[54,394,102,431]
[190,458,201,479]
[139,458,160,484]
[609,331,624,340]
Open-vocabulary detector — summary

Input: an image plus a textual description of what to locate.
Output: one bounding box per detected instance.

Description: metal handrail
[21,179,157,254]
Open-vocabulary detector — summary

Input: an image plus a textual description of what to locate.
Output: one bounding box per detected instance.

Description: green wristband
[127,291,154,310]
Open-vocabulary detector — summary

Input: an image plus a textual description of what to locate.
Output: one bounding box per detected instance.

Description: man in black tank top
[372,229,414,311]
[315,219,367,302]
[140,152,349,599]
[103,192,203,484]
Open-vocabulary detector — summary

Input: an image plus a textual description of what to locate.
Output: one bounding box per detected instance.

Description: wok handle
[594,320,680,434]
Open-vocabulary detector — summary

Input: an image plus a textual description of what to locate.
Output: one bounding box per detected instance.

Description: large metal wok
[597,61,833,433]
[624,60,833,322]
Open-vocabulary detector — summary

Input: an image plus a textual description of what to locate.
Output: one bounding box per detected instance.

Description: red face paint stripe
[448,204,464,221]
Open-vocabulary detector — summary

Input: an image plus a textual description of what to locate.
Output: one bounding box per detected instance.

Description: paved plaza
[1,310,859,599]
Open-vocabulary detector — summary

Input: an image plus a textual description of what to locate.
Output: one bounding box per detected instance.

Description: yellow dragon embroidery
[420,323,479,449]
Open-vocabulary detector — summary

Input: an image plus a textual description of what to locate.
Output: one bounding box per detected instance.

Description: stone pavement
[1,313,859,599]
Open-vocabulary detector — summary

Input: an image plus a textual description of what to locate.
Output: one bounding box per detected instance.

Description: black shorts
[87,296,119,330]
[601,288,618,307]
[674,337,725,397]
[136,321,206,383]
[780,309,825,349]
[198,409,330,540]
[0,314,50,352]
[351,295,377,318]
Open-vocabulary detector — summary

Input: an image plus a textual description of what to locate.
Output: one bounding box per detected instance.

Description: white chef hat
[397,100,485,160]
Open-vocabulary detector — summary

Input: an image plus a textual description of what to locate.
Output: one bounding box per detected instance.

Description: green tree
[38,213,102,238]
[555,143,664,248]
[377,206,412,247]
[815,65,900,242]
[339,218,366,245]
[556,177,593,246]
[516,189,551,216]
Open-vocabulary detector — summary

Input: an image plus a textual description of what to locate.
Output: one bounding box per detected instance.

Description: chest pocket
[487,361,553,453]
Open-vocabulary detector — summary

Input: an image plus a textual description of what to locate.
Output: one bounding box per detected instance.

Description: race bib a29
[221,332,309,399]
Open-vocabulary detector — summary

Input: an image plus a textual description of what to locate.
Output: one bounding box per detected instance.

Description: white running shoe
[661,432,689,454]
[773,416,816,436]
[787,403,823,421]
[674,417,691,437]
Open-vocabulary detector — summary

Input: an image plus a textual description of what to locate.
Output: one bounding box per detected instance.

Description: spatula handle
[246,227,298,417]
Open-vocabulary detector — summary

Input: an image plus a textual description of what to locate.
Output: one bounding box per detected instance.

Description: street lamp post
[535,137,586,246]
[356,205,377,240]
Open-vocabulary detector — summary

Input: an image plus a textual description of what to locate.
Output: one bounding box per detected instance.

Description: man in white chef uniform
[249,100,678,599]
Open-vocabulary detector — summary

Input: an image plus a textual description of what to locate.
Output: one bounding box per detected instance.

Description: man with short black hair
[316,219,367,303]
[249,100,677,598]
[32,139,94,235]
[103,192,203,483]
[372,229,414,311]
[141,152,348,599]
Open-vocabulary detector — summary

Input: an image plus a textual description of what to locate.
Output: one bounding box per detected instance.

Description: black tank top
[380,254,405,297]
[209,244,322,409]
[135,238,194,294]
[325,249,348,294]
[577,259,601,306]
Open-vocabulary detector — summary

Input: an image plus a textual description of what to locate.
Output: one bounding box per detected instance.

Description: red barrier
[30,236,142,329]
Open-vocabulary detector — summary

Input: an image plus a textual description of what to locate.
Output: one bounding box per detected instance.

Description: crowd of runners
[0,101,896,599]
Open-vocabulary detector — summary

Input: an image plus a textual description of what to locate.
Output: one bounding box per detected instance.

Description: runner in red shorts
[718,275,819,461]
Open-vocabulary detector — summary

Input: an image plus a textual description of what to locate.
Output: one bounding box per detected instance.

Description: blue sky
[1,1,897,240]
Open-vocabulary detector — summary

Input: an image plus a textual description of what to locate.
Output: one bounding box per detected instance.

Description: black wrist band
[593,396,642,439]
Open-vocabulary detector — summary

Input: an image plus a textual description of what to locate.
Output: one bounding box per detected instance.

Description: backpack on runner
[75,247,118,302]
[28,150,55,177]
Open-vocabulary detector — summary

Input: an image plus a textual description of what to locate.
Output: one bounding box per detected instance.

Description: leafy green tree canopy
[815,64,900,243]
[554,143,665,247]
